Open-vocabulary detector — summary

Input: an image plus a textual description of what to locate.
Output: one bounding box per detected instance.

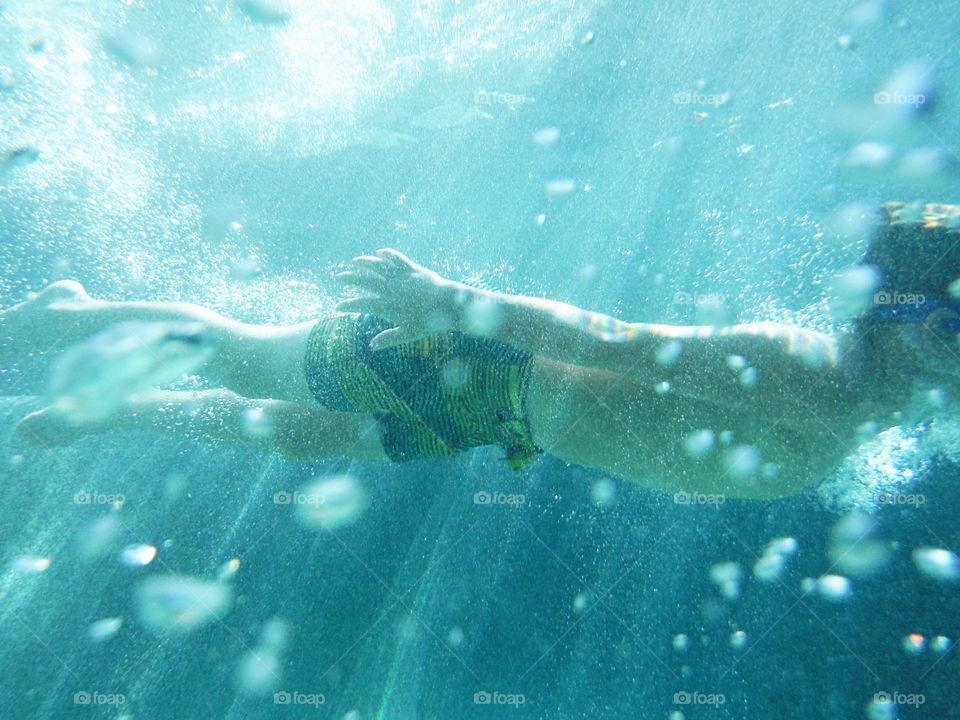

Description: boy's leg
[16,389,388,461]
[1,280,319,404]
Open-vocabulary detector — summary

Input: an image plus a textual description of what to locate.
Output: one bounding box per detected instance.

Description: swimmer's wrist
[446,284,508,335]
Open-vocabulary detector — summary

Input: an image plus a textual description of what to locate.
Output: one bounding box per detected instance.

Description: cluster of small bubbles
[654,380,671,395]
[655,340,683,366]
[672,633,689,652]
[723,445,762,480]
[709,561,743,600]
[229,253,262,282]
[829,513,891,577]
[87,617,123,644]
[911,546,959,581]
[683,429,715,458]
[753,537,799,582]
[119,543,157,568]
[590,478,616,507]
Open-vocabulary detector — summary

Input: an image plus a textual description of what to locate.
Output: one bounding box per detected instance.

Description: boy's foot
[16,405,98,447]
[0,280,95,358]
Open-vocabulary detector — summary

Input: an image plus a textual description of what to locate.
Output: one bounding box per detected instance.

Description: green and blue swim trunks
[303,313,541,470]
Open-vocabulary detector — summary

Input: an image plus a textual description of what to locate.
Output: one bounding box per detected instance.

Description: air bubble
[814,574,852,601]
[135,575,232,635]
[723,445,762,479]
[294,475,367,531]
[655,340,683,366]
[683,429,715,458]
[533,127,560,147]
[120,543,157,567]
[912,547,960,581]
[544,179,576,196]
[829,513,890,577]
[88,617,123,643]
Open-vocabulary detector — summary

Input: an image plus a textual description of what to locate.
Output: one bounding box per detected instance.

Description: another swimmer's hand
[336,248,472,350]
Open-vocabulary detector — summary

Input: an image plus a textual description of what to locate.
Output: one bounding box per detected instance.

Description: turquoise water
[2,1,960,718]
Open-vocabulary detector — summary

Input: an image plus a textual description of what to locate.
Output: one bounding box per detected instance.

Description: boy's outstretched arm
[335,249,841,395]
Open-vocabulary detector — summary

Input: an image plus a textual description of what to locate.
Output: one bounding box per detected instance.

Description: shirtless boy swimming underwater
[4,201,959,500]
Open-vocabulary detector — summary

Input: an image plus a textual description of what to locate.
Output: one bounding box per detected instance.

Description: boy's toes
[16,407,83,447]
[38,279,91,307]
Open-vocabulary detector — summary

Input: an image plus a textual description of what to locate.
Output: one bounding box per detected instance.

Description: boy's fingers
[376,248,420,271]
[335,297,391,316]
[335,271,386,291]
[370,326,419,351]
